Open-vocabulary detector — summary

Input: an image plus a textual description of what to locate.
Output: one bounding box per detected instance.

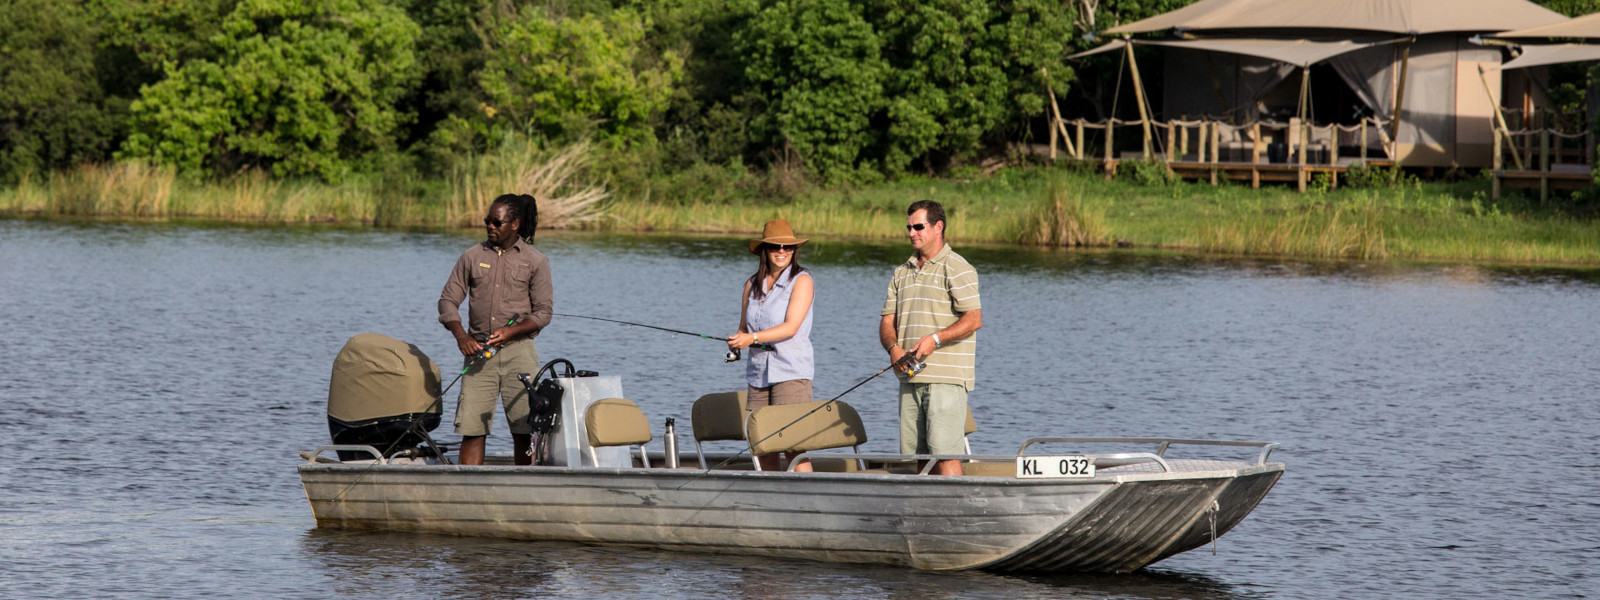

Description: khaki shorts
[455,339,540,436]
[747,379,813,411]
[899,382,968,455]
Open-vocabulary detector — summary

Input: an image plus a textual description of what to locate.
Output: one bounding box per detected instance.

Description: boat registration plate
[1016,455,1095,478]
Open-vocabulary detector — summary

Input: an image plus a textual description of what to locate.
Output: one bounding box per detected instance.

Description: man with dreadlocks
[438,194,554,465]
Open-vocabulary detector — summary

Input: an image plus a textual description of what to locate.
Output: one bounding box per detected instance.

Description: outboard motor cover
[327,333,443,459]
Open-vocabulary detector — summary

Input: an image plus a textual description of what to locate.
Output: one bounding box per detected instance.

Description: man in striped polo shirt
[879,200,982,476]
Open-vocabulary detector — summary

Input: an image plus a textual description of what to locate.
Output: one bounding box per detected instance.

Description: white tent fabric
[1070,36,1400,67]
[1494,11,1600,40]
[1500,43,1600,69]
[1103,0,1565,36]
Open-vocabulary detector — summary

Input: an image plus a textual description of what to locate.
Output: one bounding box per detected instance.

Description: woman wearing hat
[727,219,816,472]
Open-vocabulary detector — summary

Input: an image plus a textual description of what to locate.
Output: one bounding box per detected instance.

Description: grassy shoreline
[3,162,1598,266]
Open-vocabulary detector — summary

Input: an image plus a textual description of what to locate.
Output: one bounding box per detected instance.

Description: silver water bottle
[663,417,679,469]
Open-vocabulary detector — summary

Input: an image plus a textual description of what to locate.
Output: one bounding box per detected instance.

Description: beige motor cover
[328,333,442,423]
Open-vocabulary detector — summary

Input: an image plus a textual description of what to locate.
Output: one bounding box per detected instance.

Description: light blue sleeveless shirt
[745,266,814,387]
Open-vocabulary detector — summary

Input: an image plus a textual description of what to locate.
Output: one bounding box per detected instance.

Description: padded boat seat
[690,391,748,469]
[746,400,866,471]
[584,397,652,467]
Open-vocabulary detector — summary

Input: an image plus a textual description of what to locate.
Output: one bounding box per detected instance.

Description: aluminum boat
[301,342,1283,573]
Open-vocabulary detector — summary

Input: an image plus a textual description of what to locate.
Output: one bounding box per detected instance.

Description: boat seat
[690,391,749,469]
[584,397,653,468]
[746,400,867,471]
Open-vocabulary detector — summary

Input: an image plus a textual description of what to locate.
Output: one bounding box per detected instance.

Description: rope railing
[1048,115,1395,167]
[1491,125,1594,203]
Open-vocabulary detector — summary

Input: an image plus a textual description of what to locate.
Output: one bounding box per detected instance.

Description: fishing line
[674,353,923,489]
[555,313,773,361]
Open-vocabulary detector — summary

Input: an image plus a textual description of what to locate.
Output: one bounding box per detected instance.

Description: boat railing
[306,445,386,464]
[787,451,1174,475]
[1018,437,1279,467]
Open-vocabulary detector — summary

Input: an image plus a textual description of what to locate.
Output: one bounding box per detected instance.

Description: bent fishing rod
[555,313,772,361]
[677,353,924,488]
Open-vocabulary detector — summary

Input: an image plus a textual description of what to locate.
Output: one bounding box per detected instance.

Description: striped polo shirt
[881,244,980,390]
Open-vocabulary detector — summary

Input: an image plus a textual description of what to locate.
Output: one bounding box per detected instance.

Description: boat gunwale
[298,453,1284,487]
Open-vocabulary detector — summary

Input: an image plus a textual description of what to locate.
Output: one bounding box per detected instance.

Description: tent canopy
[1069,36,1402,67]
[1499,43,1600,69]
[1103,0,1566,36]
[1494,11,1600,40]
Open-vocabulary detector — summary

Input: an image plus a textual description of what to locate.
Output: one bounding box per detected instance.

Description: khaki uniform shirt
[438,239,553,339]
[881,244,980,390]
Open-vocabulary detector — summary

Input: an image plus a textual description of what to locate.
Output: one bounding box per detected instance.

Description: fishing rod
[677,353,924,488]
[555,313,773,362]
[437,313,525,399]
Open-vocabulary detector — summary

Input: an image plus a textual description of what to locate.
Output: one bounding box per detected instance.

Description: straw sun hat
[747,219,809,254]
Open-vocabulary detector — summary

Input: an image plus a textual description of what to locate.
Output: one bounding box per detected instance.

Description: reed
[1011,180,1109,247]
[3,161,1596,265]
[1203,201,1388,260]
[448,141,609,229]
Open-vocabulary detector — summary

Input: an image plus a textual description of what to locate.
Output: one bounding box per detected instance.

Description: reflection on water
[302,530,1260,600]
[1,219,1597,599]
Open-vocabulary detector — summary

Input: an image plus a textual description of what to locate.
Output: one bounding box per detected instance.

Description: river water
[1,218,1596,599]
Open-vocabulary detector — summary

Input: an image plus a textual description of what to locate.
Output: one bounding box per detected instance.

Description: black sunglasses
[906,222,932,231]
[484,217,510,227]
[763,243,798,251]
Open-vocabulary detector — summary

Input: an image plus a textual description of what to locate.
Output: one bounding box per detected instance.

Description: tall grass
[3,159,1596,265]
[447,141,609,229]
[1012,180,1109,247]
[1204,202,1389,260]
[0,143,611,229]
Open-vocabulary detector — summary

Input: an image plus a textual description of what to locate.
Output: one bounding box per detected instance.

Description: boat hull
[299,459,1283,572]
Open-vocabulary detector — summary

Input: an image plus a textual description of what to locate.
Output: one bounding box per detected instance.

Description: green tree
[637,0,762,169]
[737,0,887,181]
[869,0,1008,174]
[476,5,684,148]
[865,0,1075,174]
[0,0,119,183]
[120,0,422,180]
[1535,0,1600,17]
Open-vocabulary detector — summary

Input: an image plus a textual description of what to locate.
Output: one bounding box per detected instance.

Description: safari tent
[1090,0,1569,168]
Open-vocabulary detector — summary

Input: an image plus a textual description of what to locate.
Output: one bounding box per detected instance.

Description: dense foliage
[0,1,119,181]
[1,0,1594,187]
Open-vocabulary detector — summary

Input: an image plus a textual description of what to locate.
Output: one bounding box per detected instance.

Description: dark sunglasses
[763,243,798,251]
[906,222,932,231]
[483,217,510,227]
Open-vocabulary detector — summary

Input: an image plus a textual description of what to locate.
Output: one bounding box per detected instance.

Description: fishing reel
[468,334,499,362]
[724,348,741,363]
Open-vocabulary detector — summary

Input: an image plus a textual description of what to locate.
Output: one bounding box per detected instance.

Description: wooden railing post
[1329,125,1339,166]
[1360,119,1368,162]
[1540,129,1550,204]
[1075,120,1085,160]
[1252,123,1262,164]
[1166,121,1177,162]
[1211,122,1221,164]
[1103,120,1115,178]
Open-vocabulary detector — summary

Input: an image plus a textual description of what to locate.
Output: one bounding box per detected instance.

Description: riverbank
[3,161,1597,265]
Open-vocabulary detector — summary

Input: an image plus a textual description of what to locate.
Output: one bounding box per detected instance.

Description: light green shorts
[899,382,968,456]
[455,338,540,436]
